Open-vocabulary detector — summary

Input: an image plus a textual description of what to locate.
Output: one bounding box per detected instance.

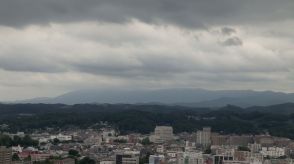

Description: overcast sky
[0,0,294,101]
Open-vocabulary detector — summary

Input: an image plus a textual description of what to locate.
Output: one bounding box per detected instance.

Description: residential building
[213,155,233,164]
[211,134,229,146]
[248,143,261,153]
[84,136,102,146]
[0,146,12,164]
[260,147,285,158]
[50,134,72,142]
[116,151,140,164]
[229,136,253,146]
[196,127,211,147]
[149,155,165,164]
[151,126,174,143]
[177,152,204,164]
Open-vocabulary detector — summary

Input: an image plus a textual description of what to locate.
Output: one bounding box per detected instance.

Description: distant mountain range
[9,88,294,107]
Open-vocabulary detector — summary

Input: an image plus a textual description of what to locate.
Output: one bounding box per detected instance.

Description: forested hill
[1,103,294,139]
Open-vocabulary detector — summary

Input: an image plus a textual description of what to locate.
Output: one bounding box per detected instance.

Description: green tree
[79,157,96,164]
[68,149,80,157]
[140,152,150,164]
[53,138,60,145]
[238,146,250,152]
[113,139,127,143]
[25,155,31,161]
[22,135,39,147]
[204,148,212,154]
[12,153,20,161]
[33,159,53,164]
[141,137,151,145]
[13,136,22,145]
[0,134,12,146]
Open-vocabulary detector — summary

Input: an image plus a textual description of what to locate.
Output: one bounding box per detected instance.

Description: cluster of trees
[141,137,151,145]
[1,103,294,139]
[78,157,96,164]
[238,146,251,152]
[67,149,96,164]
[0,134,38,147]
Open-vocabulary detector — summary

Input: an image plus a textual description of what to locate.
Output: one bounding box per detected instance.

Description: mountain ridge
[9,88,294,107]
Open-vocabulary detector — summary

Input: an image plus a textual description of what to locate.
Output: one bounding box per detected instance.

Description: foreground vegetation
[1,103,294,138]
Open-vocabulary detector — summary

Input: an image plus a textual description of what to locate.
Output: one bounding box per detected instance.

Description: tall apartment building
[196,127,211,147]
[152,126,174,143]
[0,146,12,164]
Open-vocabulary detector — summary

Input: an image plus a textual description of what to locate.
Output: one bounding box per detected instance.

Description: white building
[84,136,102,146]
[102,129,116,139]
[260,147,285,158]
[156,145,165,154]
[185,141,196,152]
[177,152,204,164]
[167,150,178,158]
[247,155,263,164]
[248,143,261,153]
[11,145,23,153]
[50,134,72,141]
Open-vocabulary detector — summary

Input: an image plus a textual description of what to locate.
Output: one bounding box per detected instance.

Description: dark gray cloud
[221,37,243,46]
[0,0,294,28]
[0,0,294,100]
[221,27,236,35]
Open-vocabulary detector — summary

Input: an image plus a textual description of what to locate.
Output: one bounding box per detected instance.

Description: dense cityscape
[1,0,294,164]
[1,124,294,164]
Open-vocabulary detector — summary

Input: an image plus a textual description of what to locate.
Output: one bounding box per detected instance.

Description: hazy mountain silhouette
[13,88,294,107]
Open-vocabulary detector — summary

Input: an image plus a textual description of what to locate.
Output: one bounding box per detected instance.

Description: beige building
[211,134,253,147]
[0,146,12,164]
[196,127,211,147]
[229,135,253,146]
[211,133,229,146]
[151,126,174,143]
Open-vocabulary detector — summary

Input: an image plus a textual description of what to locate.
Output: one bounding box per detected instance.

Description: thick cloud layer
[1,0,294,28]
[0,0,293,100]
